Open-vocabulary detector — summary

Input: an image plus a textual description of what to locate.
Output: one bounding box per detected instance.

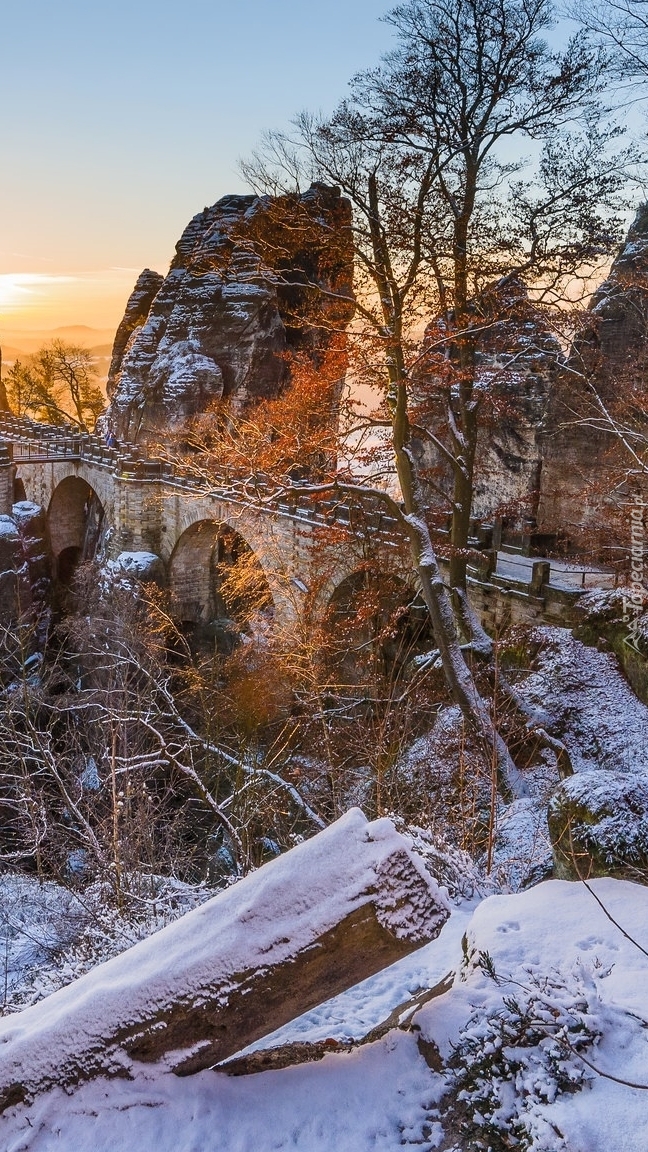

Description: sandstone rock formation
[412,279,561,525]
[0,501,51,670]
[413,210,648,556]
[105,185,354,444]
[12,501,52,614]
[0,514,25,628]
[107,269,164,388]
[537,204,648,548]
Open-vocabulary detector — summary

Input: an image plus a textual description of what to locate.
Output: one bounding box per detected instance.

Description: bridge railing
[0,412,620,596]
[490,549,618,592]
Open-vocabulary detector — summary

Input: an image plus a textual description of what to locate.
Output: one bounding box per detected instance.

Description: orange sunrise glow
[0,270,144,332]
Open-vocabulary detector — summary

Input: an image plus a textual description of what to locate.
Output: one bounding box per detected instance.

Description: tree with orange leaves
[171,343,350,486]
[237,0,632,800]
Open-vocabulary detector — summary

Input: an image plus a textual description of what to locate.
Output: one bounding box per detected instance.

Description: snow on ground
[418,877,648,1151]
[1,1030,443,1152]
[1,878,647,1151]
[395,623,648,891]
[485,626,648,888]
[521,628,648,774]
[488,794,555,890]
[2,630,648,1147]
[0,812,449,1111]
[0,873,219,1015]
[0,876,89,1011]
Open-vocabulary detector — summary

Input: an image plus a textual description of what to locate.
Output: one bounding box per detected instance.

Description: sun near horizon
[0,0,394,353]
[0,270,143,355]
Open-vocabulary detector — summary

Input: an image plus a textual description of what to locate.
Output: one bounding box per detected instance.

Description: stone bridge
[0,415,411,633]
[0,414,606,636]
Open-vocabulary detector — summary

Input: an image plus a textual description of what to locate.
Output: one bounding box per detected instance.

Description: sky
[0,0,396,335]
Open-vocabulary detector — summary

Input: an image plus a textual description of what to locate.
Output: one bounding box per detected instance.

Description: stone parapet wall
[0,443,14,517]
[0,414,591,635]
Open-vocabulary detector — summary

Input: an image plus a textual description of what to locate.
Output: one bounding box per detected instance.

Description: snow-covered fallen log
[0,809,449,1111]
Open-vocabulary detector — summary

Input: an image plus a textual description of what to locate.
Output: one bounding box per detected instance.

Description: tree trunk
[0,809,449,1112]
[389,375,529,801]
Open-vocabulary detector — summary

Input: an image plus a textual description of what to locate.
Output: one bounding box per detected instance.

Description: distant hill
[0,326,116,358]
[0,329,115,392]
[0,346,27,363]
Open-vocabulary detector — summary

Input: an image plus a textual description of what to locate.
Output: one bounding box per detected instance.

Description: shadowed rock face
[105,185,354,444]
[537,205,648,547]
[107,269,164,389]
[412,280,561,524]
[0,515,24,625]
[0,503,51,665]
[470,284,561,523]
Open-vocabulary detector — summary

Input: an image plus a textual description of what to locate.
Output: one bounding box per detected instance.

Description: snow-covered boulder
[548,769,648,881]
[574,588,648,704]
[520,628,648,774]
[111,550,165,584]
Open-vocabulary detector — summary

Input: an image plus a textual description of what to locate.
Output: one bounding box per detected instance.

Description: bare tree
[239,0,630,797]
[0,564,337,899]
[4,340,104,431]
[571,0,648,80]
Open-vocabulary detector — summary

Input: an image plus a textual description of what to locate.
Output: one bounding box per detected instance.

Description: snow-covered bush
[445,956,602,1151]
[0,871,219,1016]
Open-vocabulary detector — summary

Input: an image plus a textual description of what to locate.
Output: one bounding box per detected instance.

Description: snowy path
[3,881,648,1152]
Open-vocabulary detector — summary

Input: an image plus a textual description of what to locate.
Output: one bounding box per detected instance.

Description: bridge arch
[47,475,106,583]
[325,563,431,677]
[168,518,273,644]
[13,475,27,504]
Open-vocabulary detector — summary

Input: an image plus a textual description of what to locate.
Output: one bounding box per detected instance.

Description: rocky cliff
[0,501,51,674]
[412,280,561,525]
[105,185,354,444]
[537,204,648,549]
[107,269,164,389]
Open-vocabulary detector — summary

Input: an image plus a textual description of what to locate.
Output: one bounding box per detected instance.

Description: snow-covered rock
[2,878,648,1151]
[548,769,648,881]
[0,503,51,636]
[0,810,449,1108]
[105,185,354,444]
[110,550,165,584]
[521,627,648,775]
[415,878,648,1152]
[106,267,164,387]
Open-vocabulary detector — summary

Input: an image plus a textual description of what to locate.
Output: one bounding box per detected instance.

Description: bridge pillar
[111,473,164,558]
[0,442,15,516]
